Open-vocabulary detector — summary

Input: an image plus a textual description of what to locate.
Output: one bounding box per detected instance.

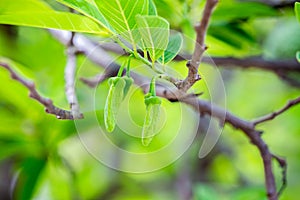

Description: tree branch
[253,96,300,126]
[64,32,83,119]
[177,0,218,92]
[200,56,300,72]
[93,41,300,74]
[0,62,78,119]
[179,98,278,200]
[49,30,294,200]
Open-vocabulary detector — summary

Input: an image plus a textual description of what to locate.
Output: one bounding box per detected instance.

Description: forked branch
[177,0,218,92]
[0,62,81,119]
[253,96,300,125]
[64,32,83,119]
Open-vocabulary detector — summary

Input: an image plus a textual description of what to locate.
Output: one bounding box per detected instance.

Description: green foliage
[0,0,105,34]
[158,33,183,64]
[1,0,300,199]
[136,15,170,63]
[56,0,113,32]
[95,0,149,50]
[296,2,300,23]
[193,184,220,200]
[148,0,158,16]
[0,0,174,68]
[297,51,300,63]
[212,2,277,21]
[208,23,255,50]
[14,157,47,200]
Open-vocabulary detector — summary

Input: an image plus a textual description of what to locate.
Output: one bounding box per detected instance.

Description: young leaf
[56,0,114,32]
[95,0,149,51]
[136,15,170,62]
[158,33,183,64]
[296,2,300,23]
[149,0,157,16]
[104,78,126,132]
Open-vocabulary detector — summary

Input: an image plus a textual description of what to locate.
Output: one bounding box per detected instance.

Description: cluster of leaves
[0,0,186,144]
[0,0,182,67]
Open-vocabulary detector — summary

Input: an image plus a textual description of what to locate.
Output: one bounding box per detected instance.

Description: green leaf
[158,33,182,64]
[95,0,149,50]
[136,15,169,62]
[297,51,300,63]
[0,0,52,13]
[0,0,106,34]
[0,12,105,34]
[296,2,300,23]
[56,0,113,32]
[14,157,47,200]
[149,0,157,15]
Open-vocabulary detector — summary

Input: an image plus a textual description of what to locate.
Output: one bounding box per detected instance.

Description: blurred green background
[0,0,300,199]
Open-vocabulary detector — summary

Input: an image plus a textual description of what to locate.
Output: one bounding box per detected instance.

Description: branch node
[178,0,218,92]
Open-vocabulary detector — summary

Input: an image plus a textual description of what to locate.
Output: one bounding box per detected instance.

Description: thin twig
[64,32,83,119]
[0,62,77,119]
[177,0,218,92]
[201,56,300,72]
[253,96,300,126]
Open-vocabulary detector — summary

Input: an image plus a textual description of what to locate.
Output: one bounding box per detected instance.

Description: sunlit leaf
[297,51,300,63]
[158,33,182,64]
[0,0,52,13]
[136,15,169,62]
[0,0,105,34]
[56,0,113,32]
[95,0,149,50]
[0,12,106,34]
[0,0,103,34]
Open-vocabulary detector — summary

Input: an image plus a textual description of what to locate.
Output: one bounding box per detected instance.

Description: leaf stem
[113,36,164,74]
